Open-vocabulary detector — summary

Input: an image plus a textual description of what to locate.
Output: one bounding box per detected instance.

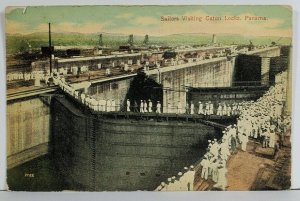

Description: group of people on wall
[154,70,290,191]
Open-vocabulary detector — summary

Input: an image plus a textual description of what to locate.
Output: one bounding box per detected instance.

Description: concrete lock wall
[86,57,235,113]
[94,119,220,191]
[252,47,281,58]
[234,47,281,87]
[51,96,222,191]
[7,98,50,169]
[188,87,268,108]
[50,97,92,190]
[269,56,289,85]
[88,78,134,107]
[6,46,284,172]
[161,58,234,110]
[261,57,271,86]
[234,54,262,85]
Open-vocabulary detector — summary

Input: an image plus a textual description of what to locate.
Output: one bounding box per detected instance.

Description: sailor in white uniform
[81,93,86,104]
[148,99,153,112]
[204,102,209,115]
[85,96,90,107]
[190,102,195,115]
[217,103,222,116]
[101,100,107,111]
[198,101,204,115]
[227,104,232,116]
[210,139,219,158]
[213,162,227,190]
[140,100,144,113]
[269,125,277,148]
[144,100,148,113]
[232,103,237,115]
[186,166,195,191]
[126,99,131,112]
[210,158,219,183]
[222,103,227,116]
[209,102,214,115]
[176,172,184,191]
[92,98,98,111]
[160,182,166,191]
[155,185,162,191]
[220,138,231,161]
[200,154,210,180]
[156,101,161,114]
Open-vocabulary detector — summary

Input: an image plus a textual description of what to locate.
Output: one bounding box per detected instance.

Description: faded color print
[6,5,292,191]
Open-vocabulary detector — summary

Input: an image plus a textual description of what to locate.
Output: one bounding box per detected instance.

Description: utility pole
[99,34,103,47]
[212,34,217,44]
[48,23,52,74]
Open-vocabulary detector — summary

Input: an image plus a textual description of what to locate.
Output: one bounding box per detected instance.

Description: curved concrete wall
[51,96,222,191]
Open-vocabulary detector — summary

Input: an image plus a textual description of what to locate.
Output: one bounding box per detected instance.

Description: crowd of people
[55,87,247,117]
[199,125,237,190]
[235,72,289,150]
[52,69,290,192]
[154,70,291,191]
[53,75,123,112]
[196,71,290,191]
[186,101,242,116]
[16,66,289,192]
[126,100,242,116]
[46,79,246,117]
[7,70,51,83]
[7,65,90,84]
[155,165,195,191]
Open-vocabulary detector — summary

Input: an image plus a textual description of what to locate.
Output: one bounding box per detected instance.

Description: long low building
[57,52,142,63]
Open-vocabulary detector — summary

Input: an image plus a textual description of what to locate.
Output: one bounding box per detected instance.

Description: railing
[7,86,59,102]
[62,93,234,130]
[71,96,242,117]
[232,81,267,86]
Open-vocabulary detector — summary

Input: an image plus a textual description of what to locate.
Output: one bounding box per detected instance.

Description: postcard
[5,5,292,191]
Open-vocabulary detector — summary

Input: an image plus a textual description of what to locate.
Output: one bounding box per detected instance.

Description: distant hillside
[6,32,292,54]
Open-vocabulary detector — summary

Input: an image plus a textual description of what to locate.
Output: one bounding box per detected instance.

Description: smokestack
[143,34,149,45]
[99,34,103,47]
[212,34,217,44]
[128,34,133,46]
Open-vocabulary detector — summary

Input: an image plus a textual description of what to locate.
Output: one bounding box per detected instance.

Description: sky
[5,5,292,37]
